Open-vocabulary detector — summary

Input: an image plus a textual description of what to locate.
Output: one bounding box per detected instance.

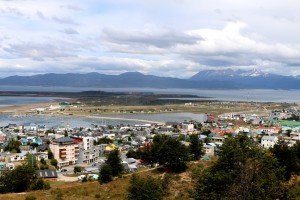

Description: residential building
[261,136,278,148]
[203,144,215,156]
[49,137,79,168]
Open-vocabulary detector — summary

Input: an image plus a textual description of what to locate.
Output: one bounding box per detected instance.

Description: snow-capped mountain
[190,69,274,80]
[190,69,300,89]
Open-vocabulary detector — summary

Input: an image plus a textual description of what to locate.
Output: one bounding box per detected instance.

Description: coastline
[0,99,285,120]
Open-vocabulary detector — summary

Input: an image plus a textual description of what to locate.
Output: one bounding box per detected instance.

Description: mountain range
[0,69,300,89]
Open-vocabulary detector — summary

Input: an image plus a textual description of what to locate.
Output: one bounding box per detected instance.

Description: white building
[261,136,278,148]
[182,123,194,132]
[203,144,214,156]
[9,152,27,162]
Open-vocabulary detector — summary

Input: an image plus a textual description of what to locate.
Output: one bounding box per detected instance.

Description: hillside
[0,161,210,200]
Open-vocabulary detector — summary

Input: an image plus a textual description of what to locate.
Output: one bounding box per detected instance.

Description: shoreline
[0,99,290,120]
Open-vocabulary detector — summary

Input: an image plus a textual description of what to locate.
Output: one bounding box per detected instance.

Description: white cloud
[0,0,299,77]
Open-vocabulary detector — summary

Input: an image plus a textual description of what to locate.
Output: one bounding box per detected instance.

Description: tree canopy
[189,134,204,160]
[270,141,300,180]
[106,149,124,177]
[127,174,163,200]
[0,164,50,193]
[194,135,286,200]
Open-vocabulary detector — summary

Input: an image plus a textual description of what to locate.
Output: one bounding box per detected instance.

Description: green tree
[194,135,286,200]
[0,164,37,193]
[151,135,189,172]
[4,139,21,153]
[26,153,38,170]
[47,150,54,159]
[99,163,113,184]
[50,158,58,168]
[140,145,156,166]
[74,166,82,174]
[106,150,123,176]
[126,149,141,159]
[271,141,299,180]
[189,134,204,160]
[138,135,189,171]
[158,137,188,172]
[40,158,46,165]
[127,174,163,200]
[29,178,50,191]
[201,129,211,137]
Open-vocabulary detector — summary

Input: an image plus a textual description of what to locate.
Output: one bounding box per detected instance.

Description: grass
[0,161,210,200]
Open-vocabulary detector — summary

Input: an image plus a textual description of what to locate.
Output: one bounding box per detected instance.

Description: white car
[88,174,99,180]
[77,175,86,181]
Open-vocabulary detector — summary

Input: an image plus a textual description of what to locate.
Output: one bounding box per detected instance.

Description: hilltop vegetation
[4,135,300,199]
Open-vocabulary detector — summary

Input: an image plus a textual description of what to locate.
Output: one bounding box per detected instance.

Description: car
[61,169,67,173]
[77,175,86,181]
[88,174,99,180]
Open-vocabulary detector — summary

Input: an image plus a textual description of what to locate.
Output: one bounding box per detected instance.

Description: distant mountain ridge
[0,72,233,89]
[0,70,300,89]
[190,69,300,89]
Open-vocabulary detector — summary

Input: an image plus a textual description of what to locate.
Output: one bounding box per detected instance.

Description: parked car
[77,175,86,181]
[88,174,99,180]
[61,169,67,173]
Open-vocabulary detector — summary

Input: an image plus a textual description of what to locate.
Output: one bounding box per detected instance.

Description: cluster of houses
[0,108,300,177]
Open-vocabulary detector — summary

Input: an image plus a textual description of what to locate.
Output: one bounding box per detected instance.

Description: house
[49,137,80,168]
[261,136,278,148]
[182,123,194,132]
[35,153,48,161]
[157,127,174,135]
[37,169,58,179]
[0,136,5,145]
[9,152,27,162]
[36,144,50,152]
[122,160,138,172]
[203,144,214,156]
[0,162,15,170]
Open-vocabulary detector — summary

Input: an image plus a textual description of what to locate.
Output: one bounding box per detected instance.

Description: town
[1,104,299,184]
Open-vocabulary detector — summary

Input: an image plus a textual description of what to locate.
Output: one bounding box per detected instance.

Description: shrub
[30,178,51,191]
[25,194,37,200]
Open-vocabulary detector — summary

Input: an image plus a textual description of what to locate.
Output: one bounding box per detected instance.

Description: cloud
[175,22,300,66]
[52,16,79,25]
[0,6,23,16]
[36,11,47,20]
[60,4,83,11]
[3,42,77,61]
[1,0,300,77]
[60,28,79,34]
[102,26,201,48]
[100,21,300,70]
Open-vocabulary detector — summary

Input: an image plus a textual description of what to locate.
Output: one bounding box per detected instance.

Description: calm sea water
[0,96,61,107]
[0,86,299,103]
[0,113,206,128]
[0,86,297,127]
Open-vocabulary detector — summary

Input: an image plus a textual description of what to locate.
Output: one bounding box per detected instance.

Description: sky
[0,0,299,78]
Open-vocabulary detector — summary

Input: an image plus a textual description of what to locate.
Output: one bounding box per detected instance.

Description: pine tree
[106,150,123,177]
[99,164,113,184]
[189,134,204,160]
